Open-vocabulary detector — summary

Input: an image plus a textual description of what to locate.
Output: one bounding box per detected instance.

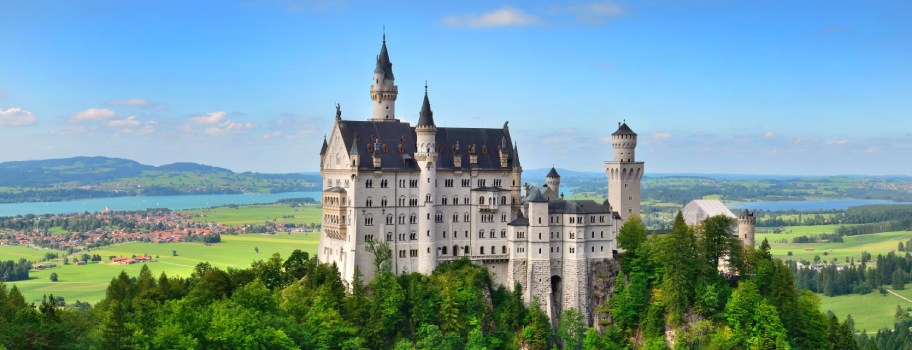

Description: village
[0,207,310,254]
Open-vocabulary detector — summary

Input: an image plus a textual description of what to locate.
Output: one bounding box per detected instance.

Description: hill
[0,157,319,203]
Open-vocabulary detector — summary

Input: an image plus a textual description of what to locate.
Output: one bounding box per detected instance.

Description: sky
[1,0,910,175]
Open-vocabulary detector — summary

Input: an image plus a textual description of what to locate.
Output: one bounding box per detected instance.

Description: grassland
[758,229,912,263]
[186,203,322,226]
[0,245,64,261]
[820,284,912,333]
[4,233,320,304]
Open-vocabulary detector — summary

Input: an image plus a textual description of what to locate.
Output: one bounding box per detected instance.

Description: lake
[727,199,912,212]
[0,191,322,217]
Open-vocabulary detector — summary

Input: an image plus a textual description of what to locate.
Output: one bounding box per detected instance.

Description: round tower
[370,34,398,121]
[612,121,637,162]
[415,84,437,275]
[546,167,560,198]
[738,209,756,248]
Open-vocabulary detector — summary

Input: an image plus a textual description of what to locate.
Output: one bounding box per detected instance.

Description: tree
[893,268,905,290]
[49,272,58,282]
[659,211,699,324]
[617,216,647,256]
[255,246,260,253]
[365,239,393,274]
[699,214,737,272]
[557,308,585,350]
[520,298,551,350]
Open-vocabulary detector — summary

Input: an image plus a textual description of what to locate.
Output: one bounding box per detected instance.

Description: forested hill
[0,157,319,203]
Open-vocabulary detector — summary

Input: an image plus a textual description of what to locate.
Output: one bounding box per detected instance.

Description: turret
[605,120,644,221]
[369,34,399,121]
[511,142,523,216]
[738,209,756,248]
[372,139,382,169]
[414,85,437,275]
[349,136,360,169]
[612,122,637,162]
[546,167,560,197]
[499,135,510,169]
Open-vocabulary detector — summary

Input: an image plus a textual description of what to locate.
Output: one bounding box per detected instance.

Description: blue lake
[727,199,912,212]
[0,191,322,217]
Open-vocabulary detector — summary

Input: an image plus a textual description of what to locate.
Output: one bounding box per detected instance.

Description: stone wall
[588,258,622,328]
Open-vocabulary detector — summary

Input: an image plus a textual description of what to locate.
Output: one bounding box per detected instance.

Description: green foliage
[557,308,586,350]
[618,216,648,256]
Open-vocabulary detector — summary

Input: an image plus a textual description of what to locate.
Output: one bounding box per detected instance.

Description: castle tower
[369,34,398,121]
[511,142,523,216]
[738,209,756,248]
[605,122,644,221]
[414,85,437,274]
[546,167,561,198]
[525,191,554,319]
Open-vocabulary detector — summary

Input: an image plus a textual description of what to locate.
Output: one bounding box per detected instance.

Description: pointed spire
[349,135,359,156]
[417,82,435,127]
[374,32,394,80]
[513,142,521,168]
[547,166,560,178]
[320,134,328,155]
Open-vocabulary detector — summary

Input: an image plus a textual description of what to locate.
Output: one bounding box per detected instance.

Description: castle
[317,36,651,323]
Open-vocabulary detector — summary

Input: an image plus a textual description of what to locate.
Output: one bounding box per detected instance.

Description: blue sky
[1,0,910,175]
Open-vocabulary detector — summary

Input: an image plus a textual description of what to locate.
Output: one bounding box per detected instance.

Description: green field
[4,233,319,304]
[0,245,64,261]
[758,229,912,263]
[186,203,322,226]
[820,284,912,333]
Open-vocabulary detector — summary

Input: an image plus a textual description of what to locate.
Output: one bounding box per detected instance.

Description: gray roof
[548,200,611,214]
[547,167,560,178]
[349,137,360,156]
[612,122,636,136]
[336,120,517,171]
[417,91,435,127]
[320,136,328,155]
[508,211,529,226]
[324,187,347,193]
[527,189,548,202]
[374,38,394,80]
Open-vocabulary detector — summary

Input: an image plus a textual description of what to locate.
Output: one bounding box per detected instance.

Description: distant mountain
[156,162,233,174]
[0,157,320,203]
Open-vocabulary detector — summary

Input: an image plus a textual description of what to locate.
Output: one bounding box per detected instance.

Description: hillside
[0,157,319,203]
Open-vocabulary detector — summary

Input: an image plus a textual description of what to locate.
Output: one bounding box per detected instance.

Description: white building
[682,199,756,247]
[317,36,644,323]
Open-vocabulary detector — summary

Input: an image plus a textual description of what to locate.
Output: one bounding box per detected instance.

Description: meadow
[3,233,320,304]
[820,284,912,333]
[758,229,912,263]
[186,203,322,226]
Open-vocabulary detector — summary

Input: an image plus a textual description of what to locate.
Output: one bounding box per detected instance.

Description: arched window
[502,246,507,254]
[442,246,447,255]
[479,196,485,205]
[480,246,485,254]
[366,197,373,207]
[500,196,507,205]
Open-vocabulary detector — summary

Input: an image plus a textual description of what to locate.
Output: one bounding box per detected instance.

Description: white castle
[317,36,644,323]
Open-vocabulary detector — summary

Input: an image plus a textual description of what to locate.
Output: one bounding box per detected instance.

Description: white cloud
[557,2,625,25]
[183,111,254,136]
[443,7,544,28]
[205,120,255,136]
[764,131,776,138]
[0,107,37,126]
[865,146,881,153]
[107,98,149,106]
[598,136,612,144]
[653,132,672,139]
[188,111,227,125]
[107,116,142,128]
[70,108,115,122]
[826,140,849,145]
[107,98,168,110]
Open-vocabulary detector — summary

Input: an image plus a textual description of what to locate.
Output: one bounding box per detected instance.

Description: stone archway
[551,275,563,326]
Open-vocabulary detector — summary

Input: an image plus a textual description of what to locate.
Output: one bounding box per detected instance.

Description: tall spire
[320,135,328,155]
[370,31,399,121]
[513,142,521,168]
[374,34,394,80]
[417,82,435,127]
